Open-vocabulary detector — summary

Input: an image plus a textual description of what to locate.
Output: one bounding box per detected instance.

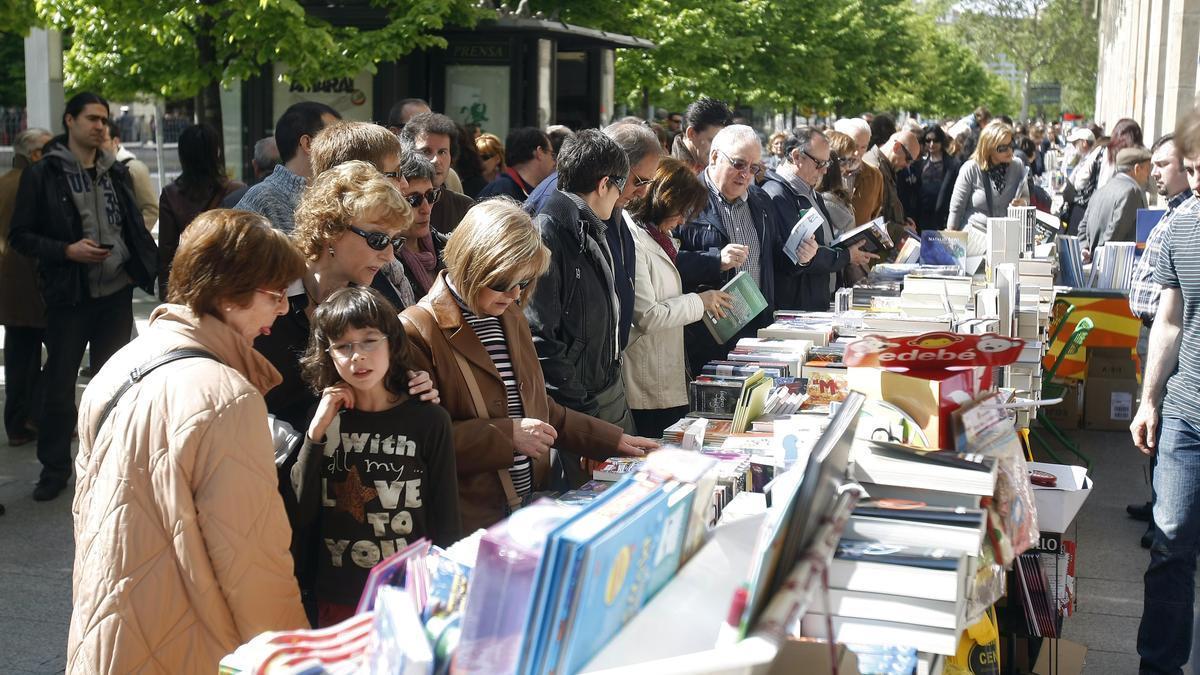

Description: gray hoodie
[46,142,132,298]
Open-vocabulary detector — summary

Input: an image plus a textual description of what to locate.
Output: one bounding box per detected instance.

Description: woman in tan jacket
[69,210,310,674]
[401,199,657,532]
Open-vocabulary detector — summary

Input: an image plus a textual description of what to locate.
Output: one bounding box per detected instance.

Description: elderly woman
[624,156,732,438]
[401,199,657,532]
[947,121,1028,254]
[764,131,788,170]
[70,210,309,673]
[395,152,449,297]
[255,160,437,434]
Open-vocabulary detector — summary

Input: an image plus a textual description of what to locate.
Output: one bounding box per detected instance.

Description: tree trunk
[1020,69,1032,122]
[193,0,223,144]
[641,87,650,121]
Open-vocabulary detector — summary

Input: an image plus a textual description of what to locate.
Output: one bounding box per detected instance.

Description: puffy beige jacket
[623,222,706,410]
[69,305,308,674]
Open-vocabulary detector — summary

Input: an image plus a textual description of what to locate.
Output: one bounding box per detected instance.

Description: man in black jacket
[525,130,632,482]
[675,124,784,370]
[762,126,876,312]
[9,91,157,501]
[477,127,555,202]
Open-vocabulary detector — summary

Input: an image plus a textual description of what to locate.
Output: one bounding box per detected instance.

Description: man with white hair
[833,117,884,225]
[0,127,52,447]
[675,124,780,368]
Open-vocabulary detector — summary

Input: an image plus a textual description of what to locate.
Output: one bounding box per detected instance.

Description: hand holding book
[699,289,734,319]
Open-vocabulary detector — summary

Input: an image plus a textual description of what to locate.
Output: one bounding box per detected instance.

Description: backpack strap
[94,349,221,440]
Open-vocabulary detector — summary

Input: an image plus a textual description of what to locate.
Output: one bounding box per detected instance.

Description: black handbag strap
[94,349,221,439]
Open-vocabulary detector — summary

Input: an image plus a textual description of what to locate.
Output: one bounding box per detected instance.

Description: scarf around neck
[398,234,439,294]
[643,222,678,262]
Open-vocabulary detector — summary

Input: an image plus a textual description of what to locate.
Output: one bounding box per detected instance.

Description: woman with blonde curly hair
[256,160,439,434]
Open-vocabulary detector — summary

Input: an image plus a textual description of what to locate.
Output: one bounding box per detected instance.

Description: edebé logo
[878,348,979,362]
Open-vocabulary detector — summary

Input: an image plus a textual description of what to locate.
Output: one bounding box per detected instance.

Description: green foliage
[957,0,1098,117]
[531,0,1005,119]
[28,0,480,102]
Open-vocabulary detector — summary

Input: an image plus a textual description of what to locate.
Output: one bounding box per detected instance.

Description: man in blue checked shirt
[1126,133,1194,548]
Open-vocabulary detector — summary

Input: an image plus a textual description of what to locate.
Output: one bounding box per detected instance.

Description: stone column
[24,28,64,132]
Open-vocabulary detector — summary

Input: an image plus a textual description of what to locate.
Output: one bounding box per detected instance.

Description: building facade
[1095,0,1200,140]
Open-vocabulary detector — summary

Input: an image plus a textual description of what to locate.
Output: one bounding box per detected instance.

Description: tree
[15,0,479,137]
[957,0,1098,119]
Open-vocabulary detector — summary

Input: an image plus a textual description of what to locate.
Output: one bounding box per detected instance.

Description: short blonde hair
[310,121,402,177]
[443,198,550,316]
[825,130,856,161]
[973,121,1015,171]
[475,133,505,168]
[292,160,413,262]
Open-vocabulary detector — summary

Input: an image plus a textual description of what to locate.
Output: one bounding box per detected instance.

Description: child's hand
[309,383,356,442]
[407,370,440,404]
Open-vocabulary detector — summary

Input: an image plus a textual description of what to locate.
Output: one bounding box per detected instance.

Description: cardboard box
[1042,378,1083,429]
[1028,461,1092,533]
[1084,347,1138,430]
[848,367,975,449]
[1032,638,1087,675]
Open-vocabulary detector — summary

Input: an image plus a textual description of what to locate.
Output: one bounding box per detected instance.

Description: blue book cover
[517,477,635,675]
[644,482,696,599]
[557,483,676,675]
[1136,208,1167,245]
[534,476,666,675]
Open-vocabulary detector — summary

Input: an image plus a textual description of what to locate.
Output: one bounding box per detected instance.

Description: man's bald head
[882,130,920,171]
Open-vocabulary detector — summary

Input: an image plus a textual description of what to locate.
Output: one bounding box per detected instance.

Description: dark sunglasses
[479,152,494,161]
[349,225,406,254]
[487,278,533,294]
[898,142,914,162]
[607,174,628,192]
[631,172,654,188]
[923,137,939,144]
[382,170,402,180]
[405,188,442,208]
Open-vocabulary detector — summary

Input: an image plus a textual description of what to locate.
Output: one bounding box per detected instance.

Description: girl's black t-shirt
[315,398,460,606]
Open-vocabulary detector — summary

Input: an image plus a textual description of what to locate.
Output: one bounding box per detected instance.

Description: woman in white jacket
[623,157,733,438]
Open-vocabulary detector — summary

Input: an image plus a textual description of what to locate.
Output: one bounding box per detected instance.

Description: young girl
[297,286,460,626]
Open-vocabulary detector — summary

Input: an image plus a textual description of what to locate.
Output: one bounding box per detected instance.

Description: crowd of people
[2,86,1200,673]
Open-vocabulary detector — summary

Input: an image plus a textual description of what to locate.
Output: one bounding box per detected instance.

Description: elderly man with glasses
[863,129,921,249]
[763,126,878,312]
[674,124,780,370]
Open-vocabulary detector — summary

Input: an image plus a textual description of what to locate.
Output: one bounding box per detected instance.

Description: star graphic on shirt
[332,465,377,523]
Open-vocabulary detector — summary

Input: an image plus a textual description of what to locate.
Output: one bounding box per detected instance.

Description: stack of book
[758,314,836,346]
[1018,257,1057,305]
[849,314,956,339]
[802,440,997,656]
[1057,235,1085,288]
[729,337,813,374]
[899,273,973,318]
[1014,552,1060,638]
[1089,242,1138,291]
[850,280,903,310]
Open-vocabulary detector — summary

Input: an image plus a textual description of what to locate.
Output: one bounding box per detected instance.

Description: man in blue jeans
[1131,105,1200,674]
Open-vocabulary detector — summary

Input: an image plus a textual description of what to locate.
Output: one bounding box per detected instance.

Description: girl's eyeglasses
[327,336,387,359]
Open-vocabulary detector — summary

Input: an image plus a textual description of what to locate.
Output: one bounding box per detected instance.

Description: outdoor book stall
[221,208,1100,675]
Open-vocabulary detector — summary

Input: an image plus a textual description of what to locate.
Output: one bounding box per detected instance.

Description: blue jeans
[1138,416,1200,674]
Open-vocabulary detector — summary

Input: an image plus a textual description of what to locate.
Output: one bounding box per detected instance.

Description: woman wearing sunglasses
[401,199,656,532]
[395,153,449,297]
[255,160,440,436]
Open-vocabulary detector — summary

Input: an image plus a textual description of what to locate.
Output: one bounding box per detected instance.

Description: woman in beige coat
[69,210,310,674]
[624,157,732,438]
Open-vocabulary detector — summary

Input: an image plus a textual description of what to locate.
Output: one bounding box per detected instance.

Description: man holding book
[1130,106,1200,675]
[674,125,780,371]
[762,125,878,311]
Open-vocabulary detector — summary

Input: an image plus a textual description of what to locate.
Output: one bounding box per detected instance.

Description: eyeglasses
[405,188,442,208]
[631,172,654,188]
[487,278,534,294]
[718,150,765,176]
[327,336,387,359]
[898,143,914,163]
[802,150,831,169]
[607,174,628,192]
[256,288,288,304]
[923,137,939,144]
[348,225,406,254]
[479,153,494,161]
[382,171,401,180]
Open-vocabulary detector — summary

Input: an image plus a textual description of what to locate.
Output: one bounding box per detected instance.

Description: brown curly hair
[300,286,414,397]
[292,160,413,262]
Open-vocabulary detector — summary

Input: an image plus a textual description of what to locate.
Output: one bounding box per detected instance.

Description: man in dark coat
[9,92,158,501]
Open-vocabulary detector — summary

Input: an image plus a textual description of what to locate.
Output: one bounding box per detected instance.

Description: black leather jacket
[9,136,157,307]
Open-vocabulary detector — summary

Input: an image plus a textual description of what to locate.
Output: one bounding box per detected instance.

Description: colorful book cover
[555,481,676,675]
[919,230,968,274]
[703,271,768,344]
[644,483,696,598]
